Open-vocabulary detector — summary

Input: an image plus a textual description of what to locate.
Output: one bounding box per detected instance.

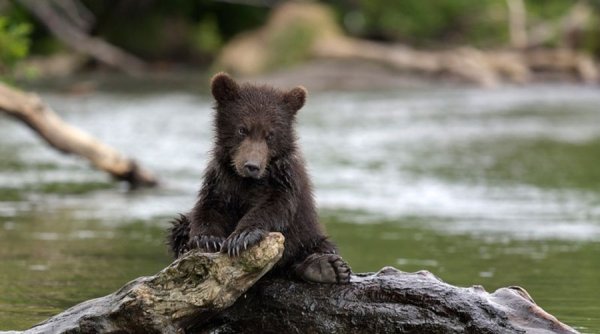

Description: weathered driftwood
[205,269,578,334]
[22,233,285,334]
[0,82,158,187]
[10,232,578,334]
[217,2,599,87]
[313,37,599,87]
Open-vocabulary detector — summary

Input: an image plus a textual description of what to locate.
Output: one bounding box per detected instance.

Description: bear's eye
[238,127,248,136]
[266,131,274,141]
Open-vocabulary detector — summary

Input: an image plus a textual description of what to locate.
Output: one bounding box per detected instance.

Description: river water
[0,82,599,332]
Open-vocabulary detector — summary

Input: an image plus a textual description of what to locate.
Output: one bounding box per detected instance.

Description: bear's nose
[243,162,260,178]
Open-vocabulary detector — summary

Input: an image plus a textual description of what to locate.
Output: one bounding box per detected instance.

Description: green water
[329,216,600,333]
[1,211,598,331]
[1,84,599,332]
[0,213,170,329]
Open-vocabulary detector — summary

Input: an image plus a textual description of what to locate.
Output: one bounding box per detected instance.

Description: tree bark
[204,269,578,334]
[22,233,285,334]
[0,82,158,187]
[8,233,578,334]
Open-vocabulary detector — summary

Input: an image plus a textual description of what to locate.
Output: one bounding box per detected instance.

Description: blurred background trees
[0,5,31,78]
[1,0,599,80]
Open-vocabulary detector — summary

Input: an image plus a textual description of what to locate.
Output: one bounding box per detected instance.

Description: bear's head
[210,72,307,179]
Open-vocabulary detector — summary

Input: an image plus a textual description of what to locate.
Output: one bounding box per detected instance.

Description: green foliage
[582,14,600,54]
[525,0,600,54]
[525,0,574,20]
[354,0,508,46]
[100,14,166,59]
[87,1,267,61]
[334,0,600,51]
[267,22,320,70]
[1,0,599,70]
[191,15,223,55]
[0,15,32,75]
[209,3,269,41]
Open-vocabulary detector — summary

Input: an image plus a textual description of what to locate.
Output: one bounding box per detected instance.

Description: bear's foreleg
[185,203,229,254]
[169,212,229,257]
[168,214,192,257]
[221,195,294,257]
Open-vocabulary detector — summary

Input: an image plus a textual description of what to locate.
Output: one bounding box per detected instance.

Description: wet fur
[168,73,350,283]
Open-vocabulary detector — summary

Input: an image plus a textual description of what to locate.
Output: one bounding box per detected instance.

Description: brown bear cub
[168,73,351,284]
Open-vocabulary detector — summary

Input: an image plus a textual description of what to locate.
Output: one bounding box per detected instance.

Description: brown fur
[168,73,350,283]
[232,136,269,179]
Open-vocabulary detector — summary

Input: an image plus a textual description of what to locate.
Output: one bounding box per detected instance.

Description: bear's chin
[241,173,263,180]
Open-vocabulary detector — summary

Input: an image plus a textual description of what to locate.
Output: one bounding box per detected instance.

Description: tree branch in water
[0,82,158,187]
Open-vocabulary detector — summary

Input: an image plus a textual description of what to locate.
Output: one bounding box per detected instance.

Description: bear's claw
[297,253,352,284]
[221,228,267,257]
[187,235,225,253]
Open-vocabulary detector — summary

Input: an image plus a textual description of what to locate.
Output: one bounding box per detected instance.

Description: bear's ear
[283,86,307,114]
[211,72,239,104]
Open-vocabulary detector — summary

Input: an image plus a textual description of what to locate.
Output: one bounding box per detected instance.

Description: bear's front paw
[187,235,225,253]
[220,228,267,257]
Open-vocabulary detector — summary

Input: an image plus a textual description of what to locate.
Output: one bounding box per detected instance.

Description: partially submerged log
[0,82,158,187]
[23,233,285,334]
[206,269,577,334]
[12,233,578,334]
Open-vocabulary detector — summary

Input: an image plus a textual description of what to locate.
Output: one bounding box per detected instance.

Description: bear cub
[168,73,351,284]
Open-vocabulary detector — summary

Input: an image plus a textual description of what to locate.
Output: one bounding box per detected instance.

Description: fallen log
[206,269,578,334]
[9,232,578,334]
[314,39,599,86]
[217,2,599,87]
[22,233,285,334]
[0,82,158,187]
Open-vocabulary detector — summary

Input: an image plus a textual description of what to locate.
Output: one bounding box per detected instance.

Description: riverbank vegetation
[1,0,599,84]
